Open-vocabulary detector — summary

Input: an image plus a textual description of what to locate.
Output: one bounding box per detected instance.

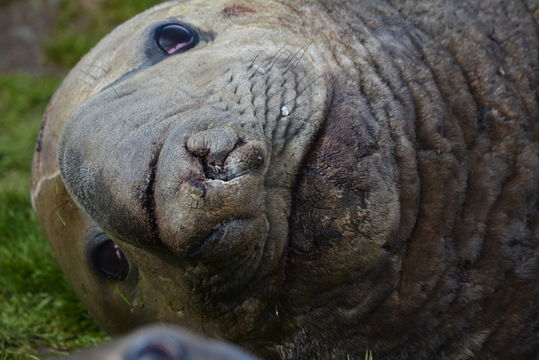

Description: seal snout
[149,126,269,262]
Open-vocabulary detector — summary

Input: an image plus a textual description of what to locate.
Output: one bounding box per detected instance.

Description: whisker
[261,45,288,69]
[85,64,108,73]
[79,69,98,81]
[267,48,295,73]
[247,50,266,70]
[284,43,313,74]
[280,75,323,108]
[79,78,93,88]
[111,85,121,98]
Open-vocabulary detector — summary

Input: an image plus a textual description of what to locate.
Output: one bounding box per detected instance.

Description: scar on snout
[223,4,256,18]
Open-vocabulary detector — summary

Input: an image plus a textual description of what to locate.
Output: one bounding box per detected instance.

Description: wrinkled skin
[32,0,539,359]
[63,325,259,360]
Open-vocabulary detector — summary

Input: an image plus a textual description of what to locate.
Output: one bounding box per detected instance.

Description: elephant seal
[32,0,539,358]
[62,325,259,360]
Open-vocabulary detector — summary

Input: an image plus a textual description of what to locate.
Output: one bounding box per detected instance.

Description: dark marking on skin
[138,144,162,240]
[287,83,335,253]
[35,104,52,152]
[487,30,502,46]
[184,172,207,198]
[235,137,247,148]
[35,122,45,152]
[223,5,256,18]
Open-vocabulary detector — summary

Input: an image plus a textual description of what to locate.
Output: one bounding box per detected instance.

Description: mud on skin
[32,0,539,359]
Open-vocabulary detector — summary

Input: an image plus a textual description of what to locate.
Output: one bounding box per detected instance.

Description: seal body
[32,0,539,359]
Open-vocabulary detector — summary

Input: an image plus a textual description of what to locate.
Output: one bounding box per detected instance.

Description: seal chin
[187,218,252,258]
[186,216,269,269]
[177,215,271,298]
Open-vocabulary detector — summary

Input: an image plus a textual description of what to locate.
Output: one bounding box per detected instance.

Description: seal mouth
[185,217,253,259]
[181,215,270,299]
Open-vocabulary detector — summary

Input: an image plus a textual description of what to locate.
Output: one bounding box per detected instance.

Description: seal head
[34,0,341,348]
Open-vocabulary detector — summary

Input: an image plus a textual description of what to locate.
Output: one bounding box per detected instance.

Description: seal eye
[155,23,199,55]
[90,236,129,281]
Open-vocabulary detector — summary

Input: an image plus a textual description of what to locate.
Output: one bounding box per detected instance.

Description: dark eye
[90,235,129,281]
[155,23,199,55]
[124,335,185,360]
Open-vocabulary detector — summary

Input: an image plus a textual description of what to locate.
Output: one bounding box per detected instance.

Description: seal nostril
[235,137,246,148]
[186,130,266,181]
[190,148,210,159]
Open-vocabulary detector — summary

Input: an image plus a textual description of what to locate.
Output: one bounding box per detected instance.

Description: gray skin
[32,0,539,359]
[63,325,259,360]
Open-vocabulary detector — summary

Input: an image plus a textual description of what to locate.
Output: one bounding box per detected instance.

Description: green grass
[45,0,164,68]
[365,350,374,360]
[0,1,166,357]
[0,74,109,359]
[0,74,60,190]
